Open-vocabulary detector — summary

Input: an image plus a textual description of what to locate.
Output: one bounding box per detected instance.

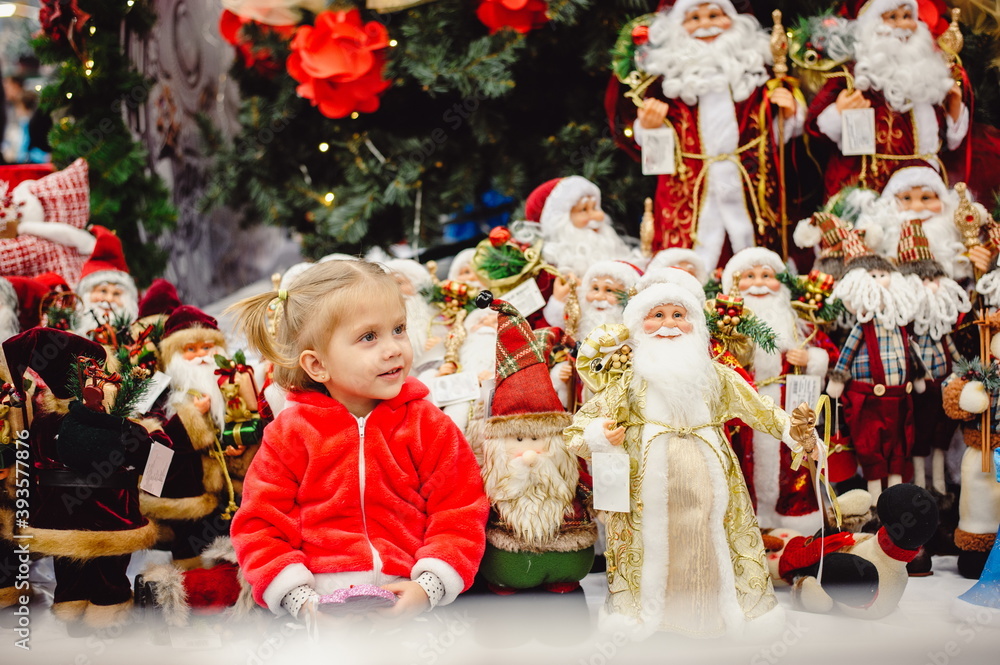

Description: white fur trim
[550,361,570,408]
[11,180,44,223]
[816,103,843,146]
[385,258,433,293]
[959,381,990,414]
[805,346,830,377]
[539,176,601,231]
[634,267,705,300]
[857,0,918,27]
[977,272,1000,309]
[447,248,478,281]
[542,295,565,327]
[262,563,315,615]
[946,105,970,150]
[646,248,708,284]
[721,247,786,293]
[665,0,737,21]
[793,218,823,249]
[880,166,948,201]
[141,563,190,628]
[958,446,1000,536]
[622,282,704,334]
[582,261,642,291]
[411,557,465,607]
[18,221,96,254]
[582,418,617,455]
[77,269,137,301]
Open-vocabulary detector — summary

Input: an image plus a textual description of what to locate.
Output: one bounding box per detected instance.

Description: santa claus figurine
[853,163,992,281]
[827,231,924,501]
[722,248,838,532]
[806,0,970,200]
[142,305,256,568]
[646,247,709,285]
[528,176,633,280]
[477,294,597,594]
[72,226,139,339]
[567,279,818,638]
[632,0,804,267]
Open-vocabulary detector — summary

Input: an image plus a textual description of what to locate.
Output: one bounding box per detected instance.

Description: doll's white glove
[825,380,845,400]
[913,378,926,394]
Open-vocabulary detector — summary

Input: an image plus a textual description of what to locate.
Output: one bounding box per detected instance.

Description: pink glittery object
[317,584,398,615]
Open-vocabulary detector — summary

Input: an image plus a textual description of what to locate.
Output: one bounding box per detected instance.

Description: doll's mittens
[958,380,990,414]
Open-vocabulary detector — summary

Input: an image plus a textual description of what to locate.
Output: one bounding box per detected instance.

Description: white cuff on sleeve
[805,347,830,378]
[583,418,617,455]
[946,104,970,150]
[262,563,315,615]
[816,104,843,147]
[411,558,465,607]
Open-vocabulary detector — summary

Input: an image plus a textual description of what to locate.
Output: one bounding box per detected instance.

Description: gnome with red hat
[630,0,804,268]
[806,0,970,200]
[476,292,597,594]
[140,305,258,568]
[73,226,139,338]
[0,275,48,341]
[827,230,925,502]
[2,329,162,631]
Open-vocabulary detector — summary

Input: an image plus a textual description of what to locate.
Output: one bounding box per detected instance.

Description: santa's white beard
[482,440,579,547]
[0,306,19,342]
[832,269,917,327]
[743,286,798,379]
[73,294,139,336]
[912,276,970,340]
[542,213,631,278]
[631,326,719,426]
[854,20,954,112]
[165,354,226,432]
[640,13,771,105]
[404,295,434,364]
[578,302,624,340]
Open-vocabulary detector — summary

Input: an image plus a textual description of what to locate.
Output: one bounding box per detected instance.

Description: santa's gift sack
[56,401,129,473]
[826,432,858,483]
[221,417,263,452]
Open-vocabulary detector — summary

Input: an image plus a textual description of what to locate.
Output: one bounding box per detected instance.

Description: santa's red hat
[3,276,48,331]
[34,271,70,293]
[138,278,182,320]
[480,292,570,439]
[160,305,226,363]
[524,176,601,232]
[77,225,138,303]
[657,0,738,19]
[721,247,787,293]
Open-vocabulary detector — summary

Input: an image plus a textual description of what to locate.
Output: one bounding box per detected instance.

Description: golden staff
[955,182,992,473]
[563,276,581,413]
[771,10,790,261]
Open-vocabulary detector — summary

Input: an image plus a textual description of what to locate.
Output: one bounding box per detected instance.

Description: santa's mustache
[586,220,602,231]
[648,326,684,338]
[591,300,610,310]
[185,355,216,366]
[874,25,914,42]
[745,285,776,296]
[691,26,724,39]
[902,209,934,221]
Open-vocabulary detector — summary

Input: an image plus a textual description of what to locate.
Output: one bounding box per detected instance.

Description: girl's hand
[377,581,429,620]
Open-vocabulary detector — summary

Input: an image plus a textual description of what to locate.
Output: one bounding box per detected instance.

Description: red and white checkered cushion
[0,235,87,284]
[28,158,90,229]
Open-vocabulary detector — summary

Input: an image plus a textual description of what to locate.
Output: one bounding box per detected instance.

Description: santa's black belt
[36,468,137,489]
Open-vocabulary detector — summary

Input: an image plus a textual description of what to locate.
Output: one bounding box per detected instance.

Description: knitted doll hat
[137,278,182,320]
[842,228,895,273]
[896,217,946,280]
[479,291,570,439]
[159,305,227,364]
[793,212,853,261]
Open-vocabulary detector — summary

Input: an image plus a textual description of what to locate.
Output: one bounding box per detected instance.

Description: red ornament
[476,0,549,35]
[489,226,512,247]
[287,9,391,120]
[38,0,91,45]
[219,10,295,78]
[631,24,649,46]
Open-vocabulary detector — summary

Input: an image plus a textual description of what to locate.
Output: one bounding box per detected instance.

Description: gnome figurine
[477,292,597,594]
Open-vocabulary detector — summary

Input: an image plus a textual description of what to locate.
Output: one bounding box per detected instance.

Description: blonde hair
[228,260,403,392]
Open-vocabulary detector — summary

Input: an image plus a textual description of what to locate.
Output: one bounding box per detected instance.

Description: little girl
[228,259,488,620]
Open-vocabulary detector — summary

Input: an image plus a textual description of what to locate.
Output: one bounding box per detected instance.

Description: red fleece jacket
[231,377,488,607]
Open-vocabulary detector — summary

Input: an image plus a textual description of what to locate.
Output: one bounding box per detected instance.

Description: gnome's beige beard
[482,438,579,548]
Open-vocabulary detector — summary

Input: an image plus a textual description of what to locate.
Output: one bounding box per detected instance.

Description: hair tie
[278,290,288,302]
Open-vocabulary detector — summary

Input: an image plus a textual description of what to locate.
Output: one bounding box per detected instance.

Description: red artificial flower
[38,0,91,44]
[219,9,295,78]
[488,226,512,247]
[476,0,549,35]
[631,24,649,46]
[286,9,391,119]
[917,0,950,39]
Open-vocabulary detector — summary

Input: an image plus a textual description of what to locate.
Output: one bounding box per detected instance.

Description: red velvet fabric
[231,377,489,607]
[841,385,914,480]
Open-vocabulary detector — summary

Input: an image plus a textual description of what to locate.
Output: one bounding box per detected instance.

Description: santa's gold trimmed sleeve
[716,363,792,444]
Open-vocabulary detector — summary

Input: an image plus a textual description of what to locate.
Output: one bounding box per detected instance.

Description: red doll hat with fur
[159,305,227,364]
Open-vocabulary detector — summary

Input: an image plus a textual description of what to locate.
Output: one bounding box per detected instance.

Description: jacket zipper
[356,415,383,579]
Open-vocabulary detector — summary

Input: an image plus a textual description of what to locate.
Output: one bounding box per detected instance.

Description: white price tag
[429,372,481,407]
[592,452,631,513]
[130,371,172,417]
[139,442,174,498]
[501,279,546,317]
[841,107,876,156]
[785,373,822,414]
[641,127,677,175]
